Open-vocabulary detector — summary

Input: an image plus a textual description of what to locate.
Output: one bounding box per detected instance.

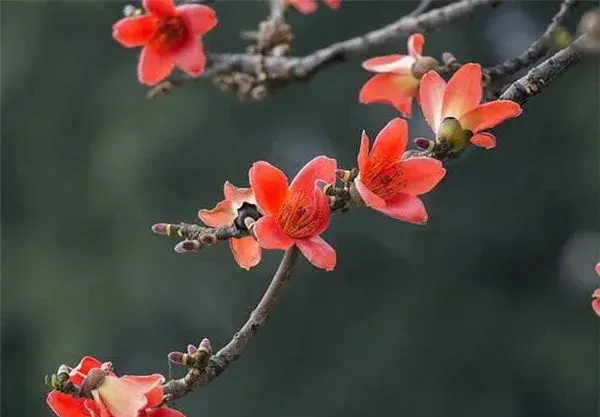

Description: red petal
[419,69,446,133]
[595,262,600,276]
[230,237,261,270]
[361,55,414,74]
[469,132,497,149]
[177,4,217,36]
[359,74,417,117]
[296,236,336,271]
[98,374,164,417]
[112,15,156,48]
[145,386,163,408]
[378,194,428,224]
[137,46,175,85]
[290,156,337,195]
[173,39,206,77]
[46,391,89,417]
[69,356,102,385]
[141,407,186,417]
[253,216,294,250]
[370,118,408,163]
[441,63,482,120]
[398,157,446,196]
[287,0,318,14]
[593,297,600,317]
[324,0,342,10]
[249,161,289,216]
[198,200,236,227]
[223,181,255,207]
[408,33,425,58]
[308,182,332,237]
[459,100,523,133]
[354,175,386,209]
[357,131,370,173]
[144,0,176,17]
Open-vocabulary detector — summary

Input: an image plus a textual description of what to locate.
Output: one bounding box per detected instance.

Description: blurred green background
[2,1,599,416]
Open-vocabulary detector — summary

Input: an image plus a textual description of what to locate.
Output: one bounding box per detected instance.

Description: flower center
[362,161,407,200]
[152,16,188,53]
[278,190,322,239]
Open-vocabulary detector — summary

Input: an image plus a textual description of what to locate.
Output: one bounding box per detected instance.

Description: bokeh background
[2,1,599,416]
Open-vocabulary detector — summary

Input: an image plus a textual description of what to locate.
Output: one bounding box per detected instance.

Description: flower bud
[174,240,201,253]
[199,338,212,356]
[81,368,106,395]
[414,137,434,151]
[151,223,172,236]
[168,351,186,365]
[411,56,440,79]
[187,344,198,356]
[199,233,217,246]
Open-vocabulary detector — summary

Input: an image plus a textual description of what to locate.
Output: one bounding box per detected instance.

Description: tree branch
[162,246,300,401]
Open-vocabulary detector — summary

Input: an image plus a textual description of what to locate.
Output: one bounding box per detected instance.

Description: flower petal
[361,55,414,74]
[144,0,176,17]
[359,74,417,117]
[324,0,342,10]
[353,175,387,209]
[137,46,175,85]
[408,33,425,58]
[596,262,600,276]
[459,100,523,133]
[253,216,294,250]
[287,0,318,14]
[47,391,90,417]
[112,15,156,48]
[144,385,164,408]
[97,374,164,417]
[249,161,289,216]
[230,237,262,270]
[290,156,337,195]
[173,39,206,77]
[141,407,187,417]
[69,356,102,385]
[398,157,446,196]
[198,200,236,227]
[177,4,217,36]
[419,69,446,133]
[224,181,255,207]
[378,194,428,224]
[593,297,600,317]
[296,236,336,271]
[441,63,482,120]
[469,132,496,149]
[370,117,408,163]
[308,182,332,237]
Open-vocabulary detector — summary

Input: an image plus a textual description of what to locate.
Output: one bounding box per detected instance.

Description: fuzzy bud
[411,56,440,79]
[151,223,172,236]
[168,351,186,365]
[200,233,217,246]
[187,344,198,356]
[174,240,201,253]
[81,368,106,395]
[199,338,212,356]
[414,137,434,151]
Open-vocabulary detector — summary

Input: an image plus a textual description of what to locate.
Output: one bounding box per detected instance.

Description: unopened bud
[168,351,186,365]
[414,137,434,151]
[200,233,217,246]
[187,344,198,356]
[81,368,106,395]
[438,117,463,142]
[411,56,440,79]
[174,240,201,253]
[152,223,172,236]
[199,338,212,356]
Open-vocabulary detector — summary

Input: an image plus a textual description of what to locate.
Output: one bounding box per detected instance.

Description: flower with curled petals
[198,182,262,270]
[419,63,522,153]
[352,118,446,224]
[359,34,436,117]
[46,356,184,417]
[112,0,218,85]
[249,156,337,271]
[592,263,600,317]
[286,0,341,14]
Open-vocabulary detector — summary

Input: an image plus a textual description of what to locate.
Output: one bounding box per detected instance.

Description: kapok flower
[592,262,600,316]
[46,356,183,417]
[286,0,341,14]
[249,156,337,271]
[419,63,522,152]
[359,34,438,117]
[352,118,446,224]
[198,182,262,270]
[112,0,218,85]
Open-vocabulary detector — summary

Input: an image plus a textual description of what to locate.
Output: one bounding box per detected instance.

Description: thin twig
[486,0,578,78]
[162,246,300,401]
[409,0,438,17]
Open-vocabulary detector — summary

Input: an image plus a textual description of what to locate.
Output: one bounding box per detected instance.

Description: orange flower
[46,356,183,417]
[286,0,341,14]
[359,34,427,117]
[249,156,337,271]
[419,63,522,150]
[353,118,446,224]
[112,0,217,85]
[198,182,262,270]
[592,262,600,317]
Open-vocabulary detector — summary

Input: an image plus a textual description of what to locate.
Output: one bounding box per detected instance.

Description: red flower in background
[359,34,427,117]
[112,0,217,85]
[419,63,522,150]
[198,182,262,270]
[592,263,600,317]
[286,0,341,14]
[249,156,337,271]
[46,356,183,417]
[353,118,446,224]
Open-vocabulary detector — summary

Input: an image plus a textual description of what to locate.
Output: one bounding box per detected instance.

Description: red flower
[112,0,218,85]
[286,0,341,14]
[198,182,262,270]
[592,262,600,317]
[249,156,337,271]
[353,118,446,224]
[359,34,426,117]
[46,356,183,417]
[419,63,522,150]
